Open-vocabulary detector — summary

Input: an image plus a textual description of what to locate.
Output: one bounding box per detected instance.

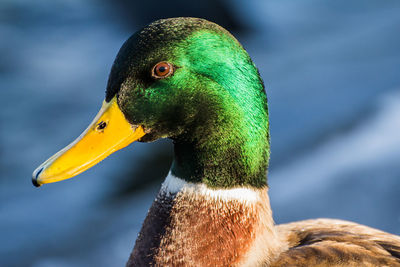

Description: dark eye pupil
[153,62,173,78]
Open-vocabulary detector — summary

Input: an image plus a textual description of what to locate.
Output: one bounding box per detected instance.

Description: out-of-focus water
[1,0,400,266]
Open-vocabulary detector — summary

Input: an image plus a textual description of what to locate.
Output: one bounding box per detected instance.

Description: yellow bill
[32,96,145,187]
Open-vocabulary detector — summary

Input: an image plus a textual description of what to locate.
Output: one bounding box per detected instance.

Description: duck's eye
[152,62,174,79]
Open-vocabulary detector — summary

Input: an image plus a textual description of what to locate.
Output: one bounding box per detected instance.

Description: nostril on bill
[96,121,107,131]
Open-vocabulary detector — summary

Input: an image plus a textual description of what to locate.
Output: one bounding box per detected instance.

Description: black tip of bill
[32,167,43,187]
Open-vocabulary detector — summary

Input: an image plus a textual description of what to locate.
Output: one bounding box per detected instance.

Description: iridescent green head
[107,17,270,188]
[32,17,269,189]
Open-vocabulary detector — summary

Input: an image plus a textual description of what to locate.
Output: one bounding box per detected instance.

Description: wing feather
[271,219,400,267]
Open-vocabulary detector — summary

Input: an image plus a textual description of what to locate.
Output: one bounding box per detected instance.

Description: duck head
[33,17,270,189]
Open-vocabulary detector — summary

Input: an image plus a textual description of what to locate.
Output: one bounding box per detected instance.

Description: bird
[32,17,400,266]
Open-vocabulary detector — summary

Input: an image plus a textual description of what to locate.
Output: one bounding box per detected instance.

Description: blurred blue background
[1,0,400,266]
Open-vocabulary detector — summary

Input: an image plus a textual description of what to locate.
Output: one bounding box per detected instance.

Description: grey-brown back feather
[271,219,400,267]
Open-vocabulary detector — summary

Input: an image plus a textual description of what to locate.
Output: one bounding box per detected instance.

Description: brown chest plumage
[127,187,280,266]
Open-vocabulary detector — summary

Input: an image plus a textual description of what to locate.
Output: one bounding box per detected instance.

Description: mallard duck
[32,17,400,266]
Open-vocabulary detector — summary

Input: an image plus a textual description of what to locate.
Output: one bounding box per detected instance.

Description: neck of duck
[128,105,282,266]
[171,87,270,189]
